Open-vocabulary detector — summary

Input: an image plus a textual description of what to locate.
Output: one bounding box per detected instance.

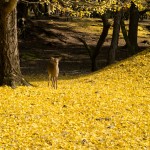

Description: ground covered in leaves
[0,49,149,149]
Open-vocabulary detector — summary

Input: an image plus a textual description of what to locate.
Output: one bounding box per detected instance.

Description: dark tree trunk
[107,11,122,65]
[128,2,139,55]
[77,14,110,72]
[91,14,111,71]
[0,1,30,88]
[120,18,131,55]
[44,3,49,16]
[0,53,4,85]
[0,25,4,85]
[17,2,28,19]
[0,2,3,85]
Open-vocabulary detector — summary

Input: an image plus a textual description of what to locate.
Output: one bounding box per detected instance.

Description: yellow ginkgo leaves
[0,49,150,149]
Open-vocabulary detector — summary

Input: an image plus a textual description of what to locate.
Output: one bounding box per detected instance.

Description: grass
[0,48,149,149]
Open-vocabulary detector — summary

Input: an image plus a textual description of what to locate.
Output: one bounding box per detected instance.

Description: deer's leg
[51,77,56,88]
[51,77,54,88]
[48,75,51,87]
[52,77,57,89]
[53,77,56,89]
[55,77,58,89]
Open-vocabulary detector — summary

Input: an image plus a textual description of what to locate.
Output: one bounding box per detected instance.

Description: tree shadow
[19,18,150,82]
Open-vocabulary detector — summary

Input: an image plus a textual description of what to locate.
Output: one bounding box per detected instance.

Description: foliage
[37,0,149,15]
[0,49,149,149]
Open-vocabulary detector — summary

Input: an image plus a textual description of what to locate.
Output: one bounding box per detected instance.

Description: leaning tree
[0,0,30,88]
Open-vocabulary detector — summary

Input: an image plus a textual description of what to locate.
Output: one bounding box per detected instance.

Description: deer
[48,57,61,89]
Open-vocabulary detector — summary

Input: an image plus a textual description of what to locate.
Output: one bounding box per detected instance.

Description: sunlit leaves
[35,0,150,17]
[0,49,149,149]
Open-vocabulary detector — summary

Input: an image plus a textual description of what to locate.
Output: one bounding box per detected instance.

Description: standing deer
[48,57,61,89]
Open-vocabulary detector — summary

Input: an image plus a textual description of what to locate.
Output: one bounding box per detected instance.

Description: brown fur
[48,57,61,89]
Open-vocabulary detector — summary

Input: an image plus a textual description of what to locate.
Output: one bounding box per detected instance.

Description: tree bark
[17,1,28,19]
[107,11,122,65]
[0,24,4,85]
[120,18,131,55]
[91,14,110,71]
[128,2,139,55]
[0,1,30,88]
[77,14,110,71]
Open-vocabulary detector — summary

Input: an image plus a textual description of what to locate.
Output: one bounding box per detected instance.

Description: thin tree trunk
[17,2,28,19]
[107,11,122,65]
[91,14,110,71]
[128,2,139,55]
[0,25,4,85]
[0,53,4,85]
[76,14,110,71]
[120,18,131,55]
[0,2,5,85]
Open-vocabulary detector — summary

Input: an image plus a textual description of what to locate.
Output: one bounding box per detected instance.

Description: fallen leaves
[0,49,149,149]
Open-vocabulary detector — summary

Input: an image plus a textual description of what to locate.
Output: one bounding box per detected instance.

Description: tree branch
[139,9,150,15]
[76,37,93,59]
[3,0,17,17]
[94,14,110,58]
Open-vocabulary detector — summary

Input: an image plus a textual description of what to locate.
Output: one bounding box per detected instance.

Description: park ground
[0,18,149,149]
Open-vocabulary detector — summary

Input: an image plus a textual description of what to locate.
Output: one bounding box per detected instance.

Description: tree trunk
[0,1,30,88]
[128,2,139,55]
[91,14,110,71]
[17,2,28,19]
[77,14,110,72]
[0,27,4,85]
[120,18,131,55]
[107,11,122,65]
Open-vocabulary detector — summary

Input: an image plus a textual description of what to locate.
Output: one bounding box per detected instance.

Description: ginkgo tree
[0,0,30,88]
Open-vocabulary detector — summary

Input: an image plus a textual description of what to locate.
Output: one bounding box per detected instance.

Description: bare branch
[3,0,17,17]
[76,37,93,59]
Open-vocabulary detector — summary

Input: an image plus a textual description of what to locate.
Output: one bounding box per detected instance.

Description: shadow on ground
[19,18,150,78]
